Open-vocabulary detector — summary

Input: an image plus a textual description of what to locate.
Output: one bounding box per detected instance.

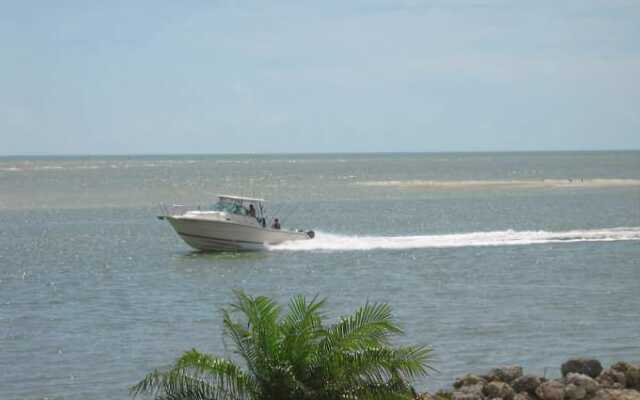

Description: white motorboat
[158,195,315,251]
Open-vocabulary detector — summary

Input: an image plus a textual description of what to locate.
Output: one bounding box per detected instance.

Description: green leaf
[130,349,256,400]
[321,302,403,355]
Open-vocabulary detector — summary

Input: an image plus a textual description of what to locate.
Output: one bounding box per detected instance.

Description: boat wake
[268,227,640,251]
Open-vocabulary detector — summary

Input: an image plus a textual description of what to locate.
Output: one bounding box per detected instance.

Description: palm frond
[280,295,325,351]
[320,345,433,399]
[320,302,402,354]
[225,290,285,386]
[350,378,416,400]
[176,349,258,394]
[130,368,229,400]
[281,294,326,335]
[228,289,281,333]
[223,309,259,377]
[389,345,436,378]
[130,350,256,400]
[277,295,327,385]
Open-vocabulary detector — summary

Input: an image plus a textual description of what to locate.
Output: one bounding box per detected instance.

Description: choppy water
[1,151,639,400]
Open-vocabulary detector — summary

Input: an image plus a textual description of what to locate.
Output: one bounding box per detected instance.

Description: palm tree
[131,290,433,400]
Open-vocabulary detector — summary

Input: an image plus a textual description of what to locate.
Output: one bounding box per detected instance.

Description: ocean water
[1,151,639,400]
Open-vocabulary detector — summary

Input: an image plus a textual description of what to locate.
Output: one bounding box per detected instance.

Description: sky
[1,0,639,155]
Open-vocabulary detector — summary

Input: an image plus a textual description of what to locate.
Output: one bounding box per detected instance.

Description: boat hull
[165,216,312,251]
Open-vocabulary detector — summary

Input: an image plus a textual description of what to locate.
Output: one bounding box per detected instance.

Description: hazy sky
[1,0,639,155]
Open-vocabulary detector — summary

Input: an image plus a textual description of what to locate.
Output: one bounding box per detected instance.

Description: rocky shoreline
[421,359,640,400]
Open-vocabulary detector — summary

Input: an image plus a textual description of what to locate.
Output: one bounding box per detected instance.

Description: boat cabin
[212,195,267,226]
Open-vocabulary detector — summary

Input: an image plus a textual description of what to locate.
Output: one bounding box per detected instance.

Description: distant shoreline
[1,149,639,159]
[356,179,640,190]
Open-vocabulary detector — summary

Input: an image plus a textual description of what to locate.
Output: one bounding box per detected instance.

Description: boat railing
[158,203,192,218]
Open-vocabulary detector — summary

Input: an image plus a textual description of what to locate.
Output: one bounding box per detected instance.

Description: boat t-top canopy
[214,195,266,220]
[217,195,265,203]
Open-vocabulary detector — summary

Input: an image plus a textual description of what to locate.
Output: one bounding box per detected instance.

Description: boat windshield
[212,200,249,216]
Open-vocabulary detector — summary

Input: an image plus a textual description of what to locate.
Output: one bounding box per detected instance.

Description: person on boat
[271,218,281,229]
[248,204,256,218]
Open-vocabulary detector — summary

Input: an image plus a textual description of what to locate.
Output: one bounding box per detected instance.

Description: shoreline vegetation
[356,179,640,190]
[423,359,640,400]
[132,291,433,400]
[131,292,639,400]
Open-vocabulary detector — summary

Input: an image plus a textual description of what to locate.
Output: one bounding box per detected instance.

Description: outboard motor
[307,230,315,239]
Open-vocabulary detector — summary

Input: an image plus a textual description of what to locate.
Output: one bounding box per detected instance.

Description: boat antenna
[280,203,301,226]
[249,176,255,200]
[270,203,286,220]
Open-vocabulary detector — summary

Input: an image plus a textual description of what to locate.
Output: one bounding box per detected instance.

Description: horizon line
[1,148,639,158]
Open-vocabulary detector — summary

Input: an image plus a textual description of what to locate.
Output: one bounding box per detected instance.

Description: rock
[455,374,488,389]
[480,374,493,382]
[459,383,485,396]
[611,362,640,390]
[564,384,587,400]
[592,389,640,400]
[435,390,454,400]
[562,359,604,379]
[598,368,627,389]
[435,390,453,400]
[566,373,600,395]
[483,381,515,400]
[452,391,484,400]
[514,393,535,400]
[453,383,485,400]
[488,366,524,383]
[512,375,543,394]
[536,380,565,400]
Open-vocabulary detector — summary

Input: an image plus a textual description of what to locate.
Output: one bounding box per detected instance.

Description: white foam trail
[268,227,640,252]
